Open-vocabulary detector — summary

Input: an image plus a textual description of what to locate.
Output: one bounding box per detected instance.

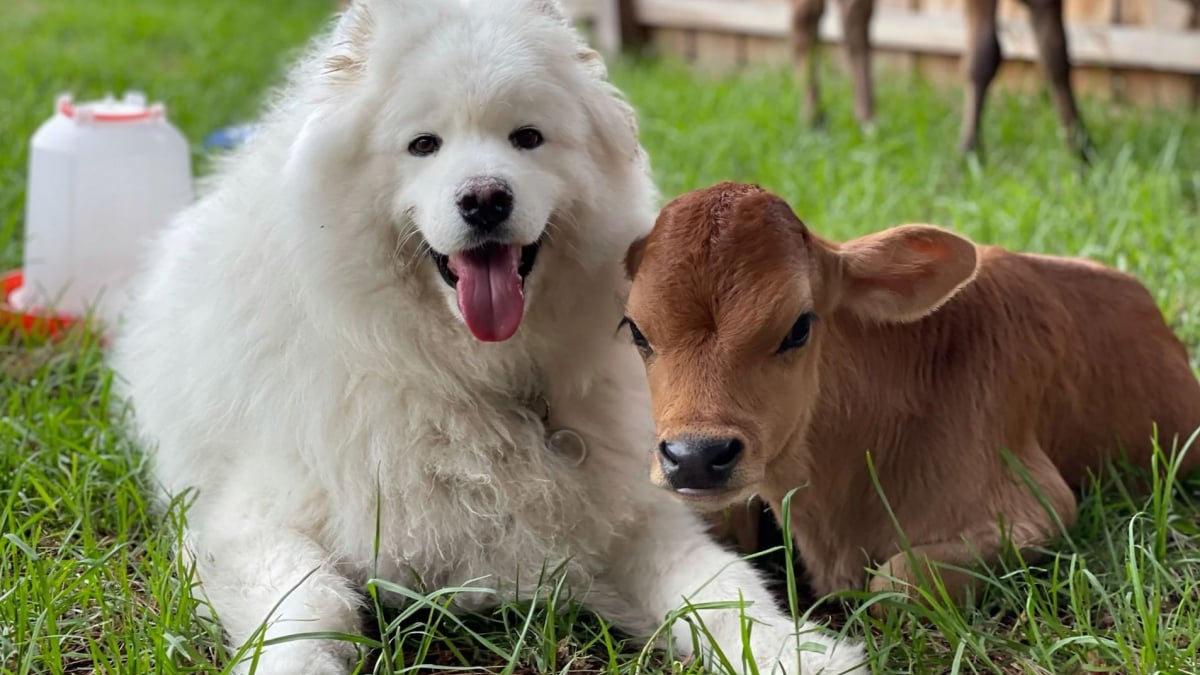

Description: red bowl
[1,269,81,339]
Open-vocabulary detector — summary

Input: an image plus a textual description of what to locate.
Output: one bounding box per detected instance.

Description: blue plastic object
[203,123,260,151]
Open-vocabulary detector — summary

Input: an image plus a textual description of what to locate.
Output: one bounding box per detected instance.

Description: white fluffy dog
[112,1,866,673]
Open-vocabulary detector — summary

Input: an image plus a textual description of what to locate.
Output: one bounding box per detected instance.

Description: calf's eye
[621,317,653,356]
[778,312,817,353]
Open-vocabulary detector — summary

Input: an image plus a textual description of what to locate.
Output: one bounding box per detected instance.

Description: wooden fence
[564,0,1200,108]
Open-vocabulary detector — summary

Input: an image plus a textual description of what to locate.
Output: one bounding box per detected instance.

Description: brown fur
[792,0,1093,159]
[625,182,1200,614]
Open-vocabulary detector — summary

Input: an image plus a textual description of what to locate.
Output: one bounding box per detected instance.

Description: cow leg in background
[792,0,829,126]
[958,0,1002,156]
[838,0,876,131]
[1021,0,1094,160]
[866,439,1078,618]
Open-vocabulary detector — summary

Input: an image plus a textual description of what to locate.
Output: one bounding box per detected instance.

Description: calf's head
[623,183,979,508]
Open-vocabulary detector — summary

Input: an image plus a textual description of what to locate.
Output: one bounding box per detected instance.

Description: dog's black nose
[658,436,744,491]
[457,177,513,232]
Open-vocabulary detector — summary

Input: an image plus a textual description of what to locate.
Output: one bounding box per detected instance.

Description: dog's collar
[532,394,588,466]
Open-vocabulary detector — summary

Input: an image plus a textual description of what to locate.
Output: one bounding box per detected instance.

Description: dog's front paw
[231,637,359,675]
[748,623,869,675]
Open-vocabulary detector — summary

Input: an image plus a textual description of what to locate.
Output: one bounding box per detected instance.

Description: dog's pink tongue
[449,245,525,342]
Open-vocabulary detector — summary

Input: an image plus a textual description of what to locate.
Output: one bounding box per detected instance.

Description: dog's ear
[575,45,608,81]
[624,236,648,280]
[576,48,642,167]
[529,0,571,25]
[280,92,375,231]
[323,1,374,85]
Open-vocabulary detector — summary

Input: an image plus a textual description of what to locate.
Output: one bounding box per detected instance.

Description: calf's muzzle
[658,435,745,492]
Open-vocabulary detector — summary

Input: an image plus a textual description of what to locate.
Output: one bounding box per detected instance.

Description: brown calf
[793,0,1093,158]
[624,182,1200,612]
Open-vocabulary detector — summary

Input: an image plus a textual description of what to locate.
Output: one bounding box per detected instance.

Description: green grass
[2,1,1199,673]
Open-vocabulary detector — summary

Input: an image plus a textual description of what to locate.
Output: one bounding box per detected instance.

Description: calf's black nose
[457,177,513,232]
[658,436,744,491]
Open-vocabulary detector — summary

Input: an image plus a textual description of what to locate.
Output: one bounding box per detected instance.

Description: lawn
[2,1,1199,674]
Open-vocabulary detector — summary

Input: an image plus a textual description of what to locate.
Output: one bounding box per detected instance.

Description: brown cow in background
[792,0,1094,159]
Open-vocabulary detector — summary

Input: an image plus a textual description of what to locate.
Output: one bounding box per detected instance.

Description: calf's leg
[867,443,1077,617]
[705,499,765,554]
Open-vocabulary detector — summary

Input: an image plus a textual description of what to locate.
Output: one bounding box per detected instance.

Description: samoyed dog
[112,1,866,673]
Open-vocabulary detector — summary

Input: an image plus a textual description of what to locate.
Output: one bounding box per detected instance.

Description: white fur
[110,1,867,673]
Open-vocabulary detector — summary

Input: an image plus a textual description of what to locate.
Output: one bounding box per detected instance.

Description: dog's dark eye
[778,312,816,353]
[510,127,544,150]
[408,134,441,157]
[621,317,653,356]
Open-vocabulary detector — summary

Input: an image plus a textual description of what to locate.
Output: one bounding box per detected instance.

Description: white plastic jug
[13,91,193,332]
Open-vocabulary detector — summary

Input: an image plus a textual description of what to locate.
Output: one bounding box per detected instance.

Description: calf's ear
[834,224,979,323]
[624,236,648,280]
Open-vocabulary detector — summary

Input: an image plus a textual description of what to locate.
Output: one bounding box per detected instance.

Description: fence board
[744,33,792,65]
[651,26,698,59]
